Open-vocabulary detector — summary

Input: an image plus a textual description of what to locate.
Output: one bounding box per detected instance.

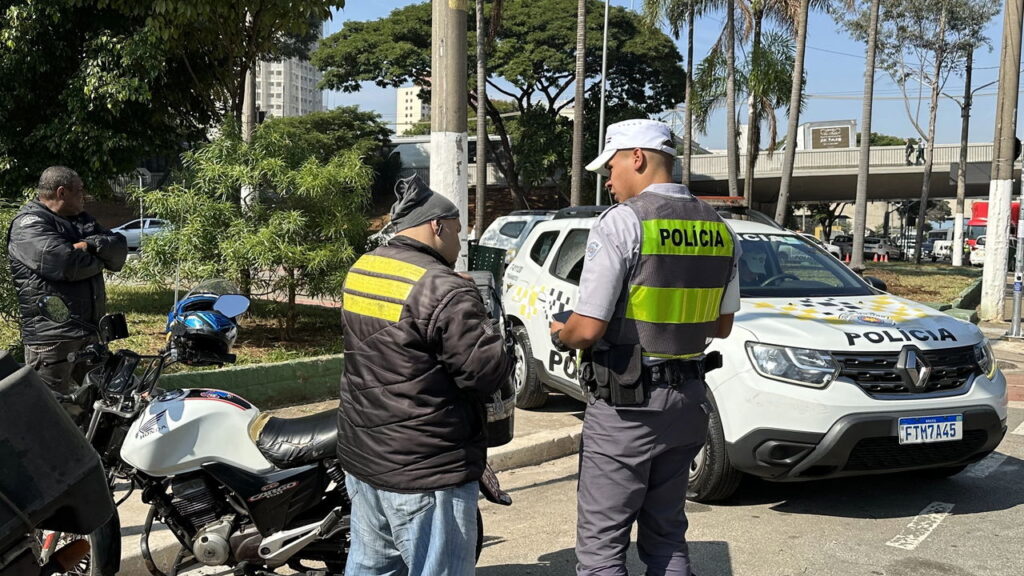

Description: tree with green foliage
[0,0,338,198]
[0,202,21,355]
[313,0,685,207]
[126,120,373,336]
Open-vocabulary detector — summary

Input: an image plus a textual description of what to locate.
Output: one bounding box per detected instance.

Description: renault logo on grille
[896,345,932,391]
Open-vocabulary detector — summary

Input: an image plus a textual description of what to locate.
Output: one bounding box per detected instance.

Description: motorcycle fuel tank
[121,389,275,476]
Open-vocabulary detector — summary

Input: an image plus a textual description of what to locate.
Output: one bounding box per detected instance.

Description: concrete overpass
[685,143,1013,212]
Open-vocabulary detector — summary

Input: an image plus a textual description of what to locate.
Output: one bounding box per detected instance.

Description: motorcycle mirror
[864,276,888,292]
[38,296,71,323]
[214,294,250,318]
[98,313,130,342]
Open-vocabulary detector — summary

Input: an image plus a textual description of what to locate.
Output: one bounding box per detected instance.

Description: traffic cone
[873,253,879,262]
[883,253,889,262]
[844,252,850,263]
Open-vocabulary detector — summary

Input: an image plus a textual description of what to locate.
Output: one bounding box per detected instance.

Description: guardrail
[689,143,995,179]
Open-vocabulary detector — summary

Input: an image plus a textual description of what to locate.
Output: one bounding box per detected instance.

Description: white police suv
[502,206,1008,501]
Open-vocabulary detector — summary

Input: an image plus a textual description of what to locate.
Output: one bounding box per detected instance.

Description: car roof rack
[508,209,557,216]
[553,206,609,220]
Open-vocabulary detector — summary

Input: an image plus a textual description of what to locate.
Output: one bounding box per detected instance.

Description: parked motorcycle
[35,279,513,576]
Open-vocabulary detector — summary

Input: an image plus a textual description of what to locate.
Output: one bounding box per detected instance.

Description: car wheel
[475,508,484,563]
[687,396,742,503]
[511,325,549,409]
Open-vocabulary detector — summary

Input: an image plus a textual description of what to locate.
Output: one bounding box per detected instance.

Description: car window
[499,221,527,239]
[739,233,873,298]
[551,229,590,284]
[529,231,559,265]
[119,220,143,230]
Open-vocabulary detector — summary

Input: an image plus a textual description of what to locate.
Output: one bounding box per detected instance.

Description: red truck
[967,200,1020,248]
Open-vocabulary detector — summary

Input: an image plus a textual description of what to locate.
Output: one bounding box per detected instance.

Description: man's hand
[72,241,88,251]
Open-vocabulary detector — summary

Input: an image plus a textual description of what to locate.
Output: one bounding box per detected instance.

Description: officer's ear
[632,148,647,172]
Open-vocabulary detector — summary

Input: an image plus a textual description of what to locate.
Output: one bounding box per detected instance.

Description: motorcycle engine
[170,476,236,566]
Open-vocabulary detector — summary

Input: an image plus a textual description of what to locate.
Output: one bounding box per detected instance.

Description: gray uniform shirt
[575,184,741,327]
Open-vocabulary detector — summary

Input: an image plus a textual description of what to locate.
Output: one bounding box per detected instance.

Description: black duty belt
[643,359,704,387]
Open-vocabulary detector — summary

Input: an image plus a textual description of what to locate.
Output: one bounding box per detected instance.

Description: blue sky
[323,1,1013,150]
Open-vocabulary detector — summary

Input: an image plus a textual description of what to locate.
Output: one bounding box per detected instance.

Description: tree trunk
[775,0,809,224]
[725,0,739,198]
[913,10,947,264]
[570,0,586,206]
[953,46,973,267]
[850,0,880,272]
[475,0,488,234]
[682,4,694,188]
[286,267,296,339]
[743,14,764,203]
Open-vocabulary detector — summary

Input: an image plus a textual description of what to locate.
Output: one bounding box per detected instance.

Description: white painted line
[1012,421,1024,436]
[886,502,955,551]
[966,453,1007,478]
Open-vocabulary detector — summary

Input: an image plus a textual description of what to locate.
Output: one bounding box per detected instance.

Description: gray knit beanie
[389,174,460,233]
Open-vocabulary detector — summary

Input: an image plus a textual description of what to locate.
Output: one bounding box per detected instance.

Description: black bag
[0,353,114,553]
[592,344,644,406]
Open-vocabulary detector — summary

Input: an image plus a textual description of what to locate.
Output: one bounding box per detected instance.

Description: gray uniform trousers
[576,377,710,576]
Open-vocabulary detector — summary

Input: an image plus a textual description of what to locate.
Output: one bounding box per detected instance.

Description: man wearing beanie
[336,174,514,575]
[550,119,740,576]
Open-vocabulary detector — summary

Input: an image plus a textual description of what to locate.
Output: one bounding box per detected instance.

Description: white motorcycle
[37,280,511,576]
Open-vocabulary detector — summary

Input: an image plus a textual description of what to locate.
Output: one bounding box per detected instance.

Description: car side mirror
[864,276,888,292]
[98,313,130,342]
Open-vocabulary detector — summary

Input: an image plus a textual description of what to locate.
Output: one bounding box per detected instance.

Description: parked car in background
[478,210,556,262]
[110,218,168,251]
[799,233,842,259]
[969,235,1019,267]
[831,234,853,257]
[864,237,900,260]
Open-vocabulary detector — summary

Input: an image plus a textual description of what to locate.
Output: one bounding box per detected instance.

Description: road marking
[966,453,1007,478]
[1012,421,1024,436]
[886,502,955,551]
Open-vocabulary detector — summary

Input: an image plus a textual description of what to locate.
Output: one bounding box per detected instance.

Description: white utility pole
[981,0,1023,321]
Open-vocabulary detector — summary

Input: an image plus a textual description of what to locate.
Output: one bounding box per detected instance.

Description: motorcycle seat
[249,409,338,469]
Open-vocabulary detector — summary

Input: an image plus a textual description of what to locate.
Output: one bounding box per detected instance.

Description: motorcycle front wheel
[37,510,121,576]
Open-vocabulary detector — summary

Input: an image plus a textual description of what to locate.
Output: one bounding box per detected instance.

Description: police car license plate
[898,415,963,445]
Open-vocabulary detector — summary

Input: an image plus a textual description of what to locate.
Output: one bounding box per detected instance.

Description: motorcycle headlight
[745,342,839,388]
[973,339,997,379]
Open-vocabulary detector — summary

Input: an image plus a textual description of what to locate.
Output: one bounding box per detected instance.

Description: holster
[581,344,645,406]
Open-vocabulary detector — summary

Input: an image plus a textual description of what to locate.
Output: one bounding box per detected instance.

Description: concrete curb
[488,424,583,473]
[159,354,344,408]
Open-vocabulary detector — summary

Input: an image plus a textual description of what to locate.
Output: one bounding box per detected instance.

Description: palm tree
[773,0,809,224]
[726,0,740,197]
[643,0,708,188]
[850,0,881,272]
[570,0,586,206]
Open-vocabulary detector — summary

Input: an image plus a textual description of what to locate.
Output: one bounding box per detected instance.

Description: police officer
[550,119,740,576]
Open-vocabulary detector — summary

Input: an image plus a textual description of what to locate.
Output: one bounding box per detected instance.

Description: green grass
[3,282,344,370]
[863,262,982,304]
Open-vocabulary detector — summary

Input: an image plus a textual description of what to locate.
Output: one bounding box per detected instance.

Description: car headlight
[745,342,839,388]
[973,339,997,379]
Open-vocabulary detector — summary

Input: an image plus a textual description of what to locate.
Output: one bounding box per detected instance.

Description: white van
[502,208,1007,501]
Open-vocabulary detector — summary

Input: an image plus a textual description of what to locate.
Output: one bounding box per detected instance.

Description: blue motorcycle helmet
[166,291,241,366]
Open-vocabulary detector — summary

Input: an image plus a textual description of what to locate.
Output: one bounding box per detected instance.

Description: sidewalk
[979,320,1024,402]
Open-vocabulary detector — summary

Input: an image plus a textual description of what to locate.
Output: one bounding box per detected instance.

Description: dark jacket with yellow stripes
[337,235,514,492]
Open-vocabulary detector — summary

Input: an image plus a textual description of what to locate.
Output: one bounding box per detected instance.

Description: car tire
[687,395,742,503]
[475,508,484,562]
[511,325,548,409]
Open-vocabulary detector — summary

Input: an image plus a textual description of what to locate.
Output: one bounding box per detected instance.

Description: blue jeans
[344,475,479,576]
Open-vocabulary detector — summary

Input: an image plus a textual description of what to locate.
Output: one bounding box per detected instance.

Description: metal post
[594,0,610,205]
[475,0,487,237]
[138,173,144,252]
[570,0,586,206]
[431,0,469,270]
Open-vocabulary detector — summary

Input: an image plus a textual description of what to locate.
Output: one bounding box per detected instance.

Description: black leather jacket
[337,236,514,492]
[7,201,127,344]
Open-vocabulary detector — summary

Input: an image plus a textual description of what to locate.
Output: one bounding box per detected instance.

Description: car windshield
[738,233,874,298]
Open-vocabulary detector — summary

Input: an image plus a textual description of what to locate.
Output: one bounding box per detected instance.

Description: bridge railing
[689,143,994,179]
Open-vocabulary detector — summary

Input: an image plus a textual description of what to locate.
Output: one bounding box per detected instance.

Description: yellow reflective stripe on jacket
[344,294,404,323]
[352,254,426,282]
[346,272,415,302]
[625,285,724,324]
[640,219,733,257]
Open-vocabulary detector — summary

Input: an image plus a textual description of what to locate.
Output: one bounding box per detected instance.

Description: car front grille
[843,430,988,471]
[831,346,978,396]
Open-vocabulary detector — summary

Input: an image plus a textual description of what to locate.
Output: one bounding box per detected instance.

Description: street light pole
[594,0,610,206]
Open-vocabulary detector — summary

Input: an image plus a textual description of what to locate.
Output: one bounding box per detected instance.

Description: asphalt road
[476,404,1024,576]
